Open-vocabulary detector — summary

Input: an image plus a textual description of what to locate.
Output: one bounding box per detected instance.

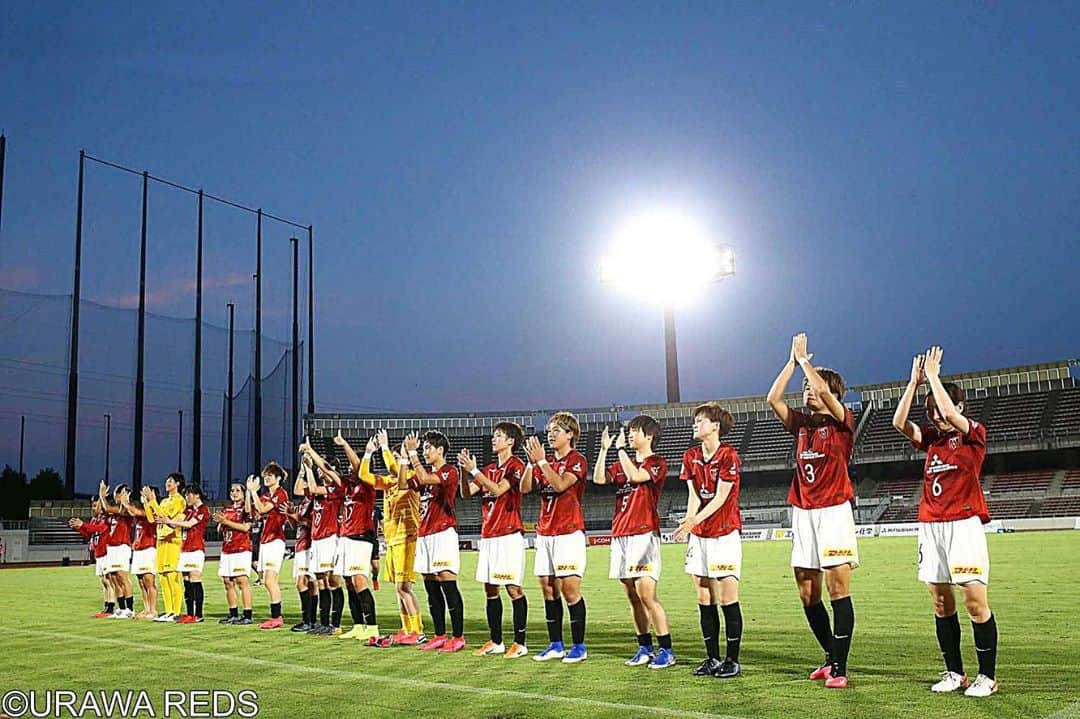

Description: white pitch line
[3,627,744,719]
[1044,701,1080,719]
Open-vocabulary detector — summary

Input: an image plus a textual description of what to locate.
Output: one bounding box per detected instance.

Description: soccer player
[459,421,529,659]
[215,481,255,625]
[523,411,589,663]
[98,481,135,618]
[402,430,466,653]
[247,462,291,629]
[157,484,211,623]
[122,486,160,619]
[69,498,114,617]
[594,417,673,669]
[361,434,424,646]
[142,473,188,622]
[286,453,318,632]
[674,402,744,679]
[302,442,347,636]
[331,431,382,641]
[767,333,858,689]
[891,348,999,698]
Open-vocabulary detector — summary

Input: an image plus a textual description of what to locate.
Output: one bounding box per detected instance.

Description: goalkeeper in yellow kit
[143,472,188,622]
[359,429,423,645]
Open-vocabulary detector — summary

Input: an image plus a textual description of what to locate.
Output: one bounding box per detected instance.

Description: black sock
[319,588,331,626]
[309,590,319,625]
[803,601,834,663]
[699,603,721,660]
[972,613,998,679]
[512,595,528,646]
[347,587,362,624]
[243,608,252,620]
[330,587,344,627]
[424,579,447,636]
[830,597,854,677]
[270,602,281,619]
[487,596,504,645]
[125,595,134,611]
[442,581,465,638]
[568,598,586,645]
[229,606,239,618]
[358,588,376,626]
[193,582,204,617]
[722,602,743,663]
[105,601,115,613]
[637,632,653,648]
[184,579,193,615]
[299,591,311,624]
[544,599,564,643]
[657,633,672,651]
[935,613,964,675]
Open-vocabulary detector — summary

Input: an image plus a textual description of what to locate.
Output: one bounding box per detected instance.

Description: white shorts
[256,539,286,573]
[534,531,587,578]
[94,555,107,577]
[684,531,742,580]
[340,537,375,578]
[415,528,460,575]
[791,503,859,570]
[312,536,341,575]
[179,550,206,574]
[609,532,661,580]
[918,516,990,585]
[218,551,252,578]
[292,547,314,580]
[105,544,132,573]
[476,532,526,585]
[131,547,157,575]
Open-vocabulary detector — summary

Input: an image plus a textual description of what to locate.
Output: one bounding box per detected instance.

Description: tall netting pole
[227,302,235,489]
[254,210,262,473]
[290,236,299,480]
[307,226,314,416]
[65,150,85,496]
[133,170,149,491]
[193,190,204,487]
[0,134,6,238]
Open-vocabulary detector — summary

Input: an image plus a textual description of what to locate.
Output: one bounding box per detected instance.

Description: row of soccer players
[72,335,999,695]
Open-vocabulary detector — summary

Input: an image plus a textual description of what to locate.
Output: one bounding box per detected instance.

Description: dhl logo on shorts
[629,564,654,573]
[347,565,367,572]
[181,563,199,569]
[432,561,452,568]
[556,564,579,572]
[492,573,516,581]
[709,564,737,572]
[952,565,983,575]
[823,549,855,558]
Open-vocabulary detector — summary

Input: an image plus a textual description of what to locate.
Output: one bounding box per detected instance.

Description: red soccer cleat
[177,615,195,624]
[439,636,467,653]
[396,632,420,646]
[825,675,849,689]
[258,617,284,630]
[809,663,834,681]
[419,634,448,651]
[93,611,111,619]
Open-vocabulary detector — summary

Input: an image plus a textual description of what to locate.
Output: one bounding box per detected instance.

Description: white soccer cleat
[931,671,968,693]
[964,674,998,698]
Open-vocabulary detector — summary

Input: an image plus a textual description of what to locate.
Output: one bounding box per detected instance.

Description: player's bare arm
[923,346,970,434]
[892,354,925,445]
[794,333,846,422]
[334,430,363,473]
[767,338,798,426]
[593,426,613,485]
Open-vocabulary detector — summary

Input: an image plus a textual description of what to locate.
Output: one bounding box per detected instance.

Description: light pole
[103,413,111,484]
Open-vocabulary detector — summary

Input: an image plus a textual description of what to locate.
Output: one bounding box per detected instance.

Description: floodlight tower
[600,211,735,404]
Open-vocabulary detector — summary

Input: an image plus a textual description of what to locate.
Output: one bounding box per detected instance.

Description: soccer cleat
[473,641,506,657]
[824,675,849,689]
[176,615,195,624]
[338,625,367,640]
[714,659,741,679]
[533,642,566,662]
[648,648,676,670]
[963,674,998,698]
[358,625,380,641]
[504,642,528,659]
[325,626,342,636]
[809,662,834,680]
[110,610,132,620]
[235,617,255,626]
[152,613,174,623]
[193,617,204,623]
[562,644,588,664]
[625,646,655,667]
[391,630,412,644]
[439,636,468,653]
[396,632,421,646]
[369,635,395,648]
[258,617,285,630]
[290,622,312,632]
[220,616,239,625]
[419,634,448,651]
[694,658,723,677]
[931,671,969,693]
[93,611,112,618]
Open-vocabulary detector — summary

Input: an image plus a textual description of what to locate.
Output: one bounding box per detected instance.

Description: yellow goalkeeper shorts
[381,539,416,584]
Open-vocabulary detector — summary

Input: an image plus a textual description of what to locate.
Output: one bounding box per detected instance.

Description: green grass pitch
[1,532,1078,719]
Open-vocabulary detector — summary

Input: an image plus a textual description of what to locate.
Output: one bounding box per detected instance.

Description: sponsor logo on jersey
[823,548,855,557]
[799,450,826,460]
[927,454,959,475]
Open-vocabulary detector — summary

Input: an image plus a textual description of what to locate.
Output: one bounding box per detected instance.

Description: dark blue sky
[2,2,1078,416]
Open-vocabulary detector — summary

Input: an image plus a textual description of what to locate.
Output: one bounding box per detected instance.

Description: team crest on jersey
[948,435,961,450]
[818,426,830,439]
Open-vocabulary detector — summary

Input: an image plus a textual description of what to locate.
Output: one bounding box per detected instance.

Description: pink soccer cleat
[419,634,448,651]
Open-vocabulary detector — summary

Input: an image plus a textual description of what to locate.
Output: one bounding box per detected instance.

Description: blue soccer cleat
[533,641,566,662]
[648,648,677,669]
[562,643,588,664]
[625,646,654,667]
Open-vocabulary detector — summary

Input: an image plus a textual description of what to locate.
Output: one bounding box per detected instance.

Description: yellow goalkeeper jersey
[145,492,187,544]
[360,448,419,546]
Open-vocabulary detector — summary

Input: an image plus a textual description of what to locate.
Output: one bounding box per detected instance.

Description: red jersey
[412,464,459,537]
[310,483,345,541]
[291,497,313,552]
[104,512,133,547]
[534,450,588,536]
[259,486,290,544]
[474,456,526,539]
[680,444,742,537]
[783,407,856,509]
[340,477,377,537]
[219,503,252,554]
[916,420,990,523]
[607,453,667,537]
[79,514,109,558]
[132,514,156,551]
[181,504,210,552]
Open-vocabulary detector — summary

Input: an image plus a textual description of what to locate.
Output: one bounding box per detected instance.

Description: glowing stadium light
[599,209,736,403]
